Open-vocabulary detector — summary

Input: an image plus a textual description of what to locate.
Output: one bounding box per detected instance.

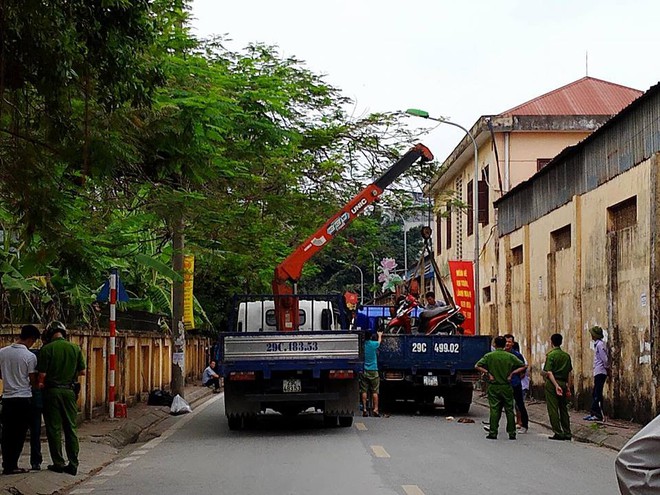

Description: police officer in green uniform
[475,335,527,440]
[37,321,86,475]
[543,333,573,440]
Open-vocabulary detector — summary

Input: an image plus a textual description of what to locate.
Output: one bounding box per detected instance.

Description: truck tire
[323,415,338,427]
[445,402,471,414]
[444,383,473,415]
[227,415,243,430]
[338,416,353,427]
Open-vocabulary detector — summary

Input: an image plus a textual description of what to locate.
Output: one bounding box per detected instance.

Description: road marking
[355,422,367,431]
[132,449,148,455]
[370,445,390,458]
[402,485,426,495]
[70,489,95,494]
[99,469,121,476]
[85,478,108,486]
[123,456,140,461]
[114,462,131,468]
[151,393,223,440]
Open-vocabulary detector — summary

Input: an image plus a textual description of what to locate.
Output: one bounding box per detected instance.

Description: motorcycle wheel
[426,320,457,336]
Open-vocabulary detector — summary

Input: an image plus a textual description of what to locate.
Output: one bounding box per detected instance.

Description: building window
[455,178,463,259]
[467,179,474,236]
[483,285,492,303]
[537,158,552,171]
[511,245,523,266]
[446,202,452,250]
[551,225,571,252]
[478,166,489,226]
[436,215,442,254]
[608,196,637,232]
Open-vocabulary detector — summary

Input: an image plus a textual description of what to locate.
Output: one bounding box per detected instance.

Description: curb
[473,397,636,452]
[101,387,216,448]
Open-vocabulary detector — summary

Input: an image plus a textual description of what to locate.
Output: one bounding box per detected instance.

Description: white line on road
[85,478,108,486]
[99,469,121,476]
[122,456,140,461]
[355,422,367,431]
[370,445,390,458]
[114,462,132,468]
[131,449,149,455]
[70,489,95,494]
[141,393,223,449]
[402,485,426,495]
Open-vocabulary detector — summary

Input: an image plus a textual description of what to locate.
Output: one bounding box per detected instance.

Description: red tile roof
[499,77,642,116]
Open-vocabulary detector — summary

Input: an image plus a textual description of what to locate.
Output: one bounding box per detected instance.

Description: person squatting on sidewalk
[0,324,41,475]
[543,333,573,441]
[202,360,222,392]
[584,325,610,422]
[38,321,86,476]
[475,335,527,440]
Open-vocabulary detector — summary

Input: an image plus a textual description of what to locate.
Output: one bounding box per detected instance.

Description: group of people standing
[476,327,610,441]
[0,321,85,475]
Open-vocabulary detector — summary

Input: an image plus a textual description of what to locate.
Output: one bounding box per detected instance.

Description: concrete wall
[496,155,657,422]
[0,327,211,419]
[434,130,597,337]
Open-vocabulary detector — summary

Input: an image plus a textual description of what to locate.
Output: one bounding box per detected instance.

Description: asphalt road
[67,395,620,495]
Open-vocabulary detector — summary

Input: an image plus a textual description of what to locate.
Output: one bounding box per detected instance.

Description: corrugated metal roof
[499,77,642,116]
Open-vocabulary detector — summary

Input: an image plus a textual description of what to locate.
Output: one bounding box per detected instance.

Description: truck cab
[235,299,339,332]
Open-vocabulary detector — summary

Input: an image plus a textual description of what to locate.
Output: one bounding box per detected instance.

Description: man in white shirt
[0,325,41,474]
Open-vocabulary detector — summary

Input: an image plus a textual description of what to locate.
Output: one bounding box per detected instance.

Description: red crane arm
[272,143,433,331]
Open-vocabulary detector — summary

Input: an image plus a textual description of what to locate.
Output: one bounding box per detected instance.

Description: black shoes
[548,435,571,441]
[47,464,77,475]
[63,464,78,476]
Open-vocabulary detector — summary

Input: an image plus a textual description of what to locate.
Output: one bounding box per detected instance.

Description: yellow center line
[402,485,426,495]
[370,445,390,458]
[355,422,367,431]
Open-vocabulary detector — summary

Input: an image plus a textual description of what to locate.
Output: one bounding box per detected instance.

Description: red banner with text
[448,260,475,335]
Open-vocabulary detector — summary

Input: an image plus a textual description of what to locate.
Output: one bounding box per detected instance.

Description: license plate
[423,376,438,386]
[283,379,301,393]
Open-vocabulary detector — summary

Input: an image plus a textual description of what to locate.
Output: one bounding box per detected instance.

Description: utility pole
[171,214,186,397]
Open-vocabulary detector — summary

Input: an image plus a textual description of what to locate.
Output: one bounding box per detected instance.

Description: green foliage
[0,1,431,330]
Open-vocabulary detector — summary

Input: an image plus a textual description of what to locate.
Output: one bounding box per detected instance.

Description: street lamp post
[340,261,364,305]
[393,212,409,279]
[368,251,377,302]
[405,108,480,335]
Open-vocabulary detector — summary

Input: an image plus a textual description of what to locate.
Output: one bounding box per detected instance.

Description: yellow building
[494,82,660,423]
[428,77,641,335]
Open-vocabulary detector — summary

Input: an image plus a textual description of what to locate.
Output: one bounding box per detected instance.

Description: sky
[190,0,660,168]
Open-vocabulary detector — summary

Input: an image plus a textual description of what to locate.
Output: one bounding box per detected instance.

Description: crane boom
[272,143,434,331]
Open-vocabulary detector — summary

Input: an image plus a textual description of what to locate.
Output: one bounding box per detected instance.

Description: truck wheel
[338,416,353,427]
[446,402,471,414]
[227,415,243,430]
[323,415,338,427]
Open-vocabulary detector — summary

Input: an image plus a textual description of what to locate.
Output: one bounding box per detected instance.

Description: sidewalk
[0,384,215,495]
[473,394,644,451]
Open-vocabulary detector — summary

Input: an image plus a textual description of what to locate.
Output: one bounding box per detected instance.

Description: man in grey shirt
[0,325,41,474]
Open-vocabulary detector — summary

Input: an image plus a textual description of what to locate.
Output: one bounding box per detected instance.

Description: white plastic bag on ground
[170,394,192,415]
